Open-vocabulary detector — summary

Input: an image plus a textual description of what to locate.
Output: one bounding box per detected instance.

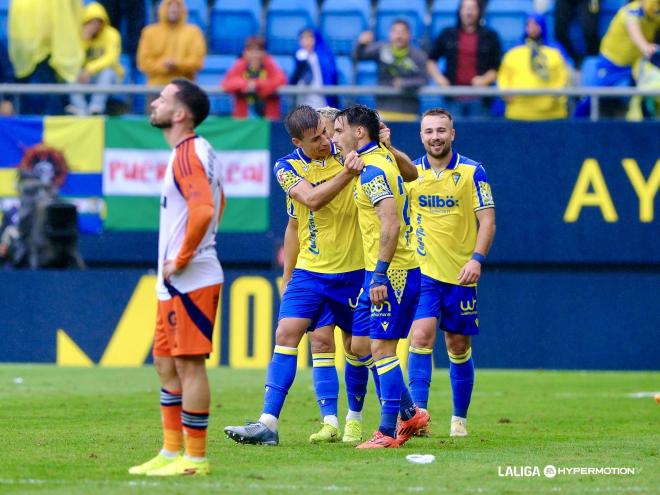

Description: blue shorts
[414,275,479,336]
[353,267,421,340]
[314,304,336,330]
[279,268,363,333]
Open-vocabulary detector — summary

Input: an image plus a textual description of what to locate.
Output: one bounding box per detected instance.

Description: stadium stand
[185,0,209,33]
[0,0,9,44]
[266,0,319,54]
[485,0,532,51]
[198,54,236,115]
[375,0,428,44]
[355,60,378,108]
[580,55,601,86]
[209,0,262,55]
[430,0,461,40]
[320,0,371,56]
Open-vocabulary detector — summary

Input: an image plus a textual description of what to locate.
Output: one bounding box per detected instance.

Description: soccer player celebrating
[224,105,366,446]
[333,105,429,448]
[406,108,496,437]
[129,79,224,476]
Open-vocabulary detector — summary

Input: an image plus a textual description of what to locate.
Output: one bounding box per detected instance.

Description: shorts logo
[460,298,477,315]
[371,301,392,313]
[349,289,363,309]
[167,310,177,327]
[381,321,390,331]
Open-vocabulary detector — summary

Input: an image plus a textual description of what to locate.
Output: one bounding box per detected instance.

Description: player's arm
[371,197,400,305]
[289,151,363,211]
[458,207,495,285]
[163,152,215,280]
[379,122,418,182]
[624,10,658,59]
[282,217,299,294]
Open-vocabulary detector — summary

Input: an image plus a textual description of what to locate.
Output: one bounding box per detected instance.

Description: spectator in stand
[554,0,600,68]
[497,13,571,120]
[99,0,147,59]
[353,19,427,121]
[137,0,206,87]
[8,0,84,115]
[0,40,15,116]
[290,29,339,109]
[427,0,502,118]
[66,2,124,116]
[222,36,287,120]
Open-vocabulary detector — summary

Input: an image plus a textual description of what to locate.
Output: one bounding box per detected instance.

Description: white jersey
[156,135,224,300]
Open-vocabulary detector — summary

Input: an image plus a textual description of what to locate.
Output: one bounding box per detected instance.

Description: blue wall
[2,120,659,369]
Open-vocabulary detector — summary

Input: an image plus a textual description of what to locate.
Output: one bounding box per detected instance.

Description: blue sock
[375,356,404,438]
[263,345,298,418]
[408,346,433,409]
[345,353,368,413]
[312,352,338,418]
[448,348,474,418]
[399,385,416,421]
[359,354,381,401]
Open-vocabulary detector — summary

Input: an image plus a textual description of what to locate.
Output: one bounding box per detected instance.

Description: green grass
[1,366,658,494]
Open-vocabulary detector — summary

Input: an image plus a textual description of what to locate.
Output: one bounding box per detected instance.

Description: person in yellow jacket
[8,0,84,115]
[68,2,124,115]
[497,13,570,120]
[137,0,206,87]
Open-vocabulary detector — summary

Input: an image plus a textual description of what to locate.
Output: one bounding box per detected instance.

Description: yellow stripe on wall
[44,116,104,172]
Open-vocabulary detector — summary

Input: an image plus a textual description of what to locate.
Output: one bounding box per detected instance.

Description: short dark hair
[244,35,265,51]
[391,18,411,31]
[284,105,320,140]
[422,108,453,122]
[335,105,380,142]
[171,78,209,128]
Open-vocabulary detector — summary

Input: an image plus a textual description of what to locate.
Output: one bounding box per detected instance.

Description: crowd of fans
[1,0,658,120]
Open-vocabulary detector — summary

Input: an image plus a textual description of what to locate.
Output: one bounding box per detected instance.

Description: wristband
[471,252,486,264]
[374,259,390,274]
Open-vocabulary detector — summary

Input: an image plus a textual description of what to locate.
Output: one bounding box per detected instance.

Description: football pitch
[2,365,658,495]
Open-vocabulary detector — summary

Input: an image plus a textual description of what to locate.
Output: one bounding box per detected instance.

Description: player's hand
[457,259,481,285]
[343,151,364,175]
[378,122,391,149]
[369,271,389,305]
[163,259,179,281]
[358,31,374,45]
[641,43,658,59]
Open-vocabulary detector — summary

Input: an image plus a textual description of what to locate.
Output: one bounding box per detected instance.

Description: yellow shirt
[497,41,569,121]
[274,143,364,274]
[353,142,418,272]
[601,1,660,67]
[81,2,124,79]
[407,152,495,286]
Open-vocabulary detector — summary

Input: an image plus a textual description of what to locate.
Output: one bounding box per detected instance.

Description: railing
[1,83,658,121]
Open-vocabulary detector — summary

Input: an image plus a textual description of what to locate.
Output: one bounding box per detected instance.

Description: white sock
[183,454,206,462]
[323,415,339,429]
[159,449,179,458]
[451,415,467,423]
[259,413,279,432]
[346,410,362,422]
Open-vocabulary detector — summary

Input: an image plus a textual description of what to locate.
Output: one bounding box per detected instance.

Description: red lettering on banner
[107,160,168,183]
[223,161,265,185]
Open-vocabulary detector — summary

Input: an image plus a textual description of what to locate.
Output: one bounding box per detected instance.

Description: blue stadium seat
[419,58,446,112]
[580,55,600,86]
[273,55,295,80]
[0,0,9,44]
[266,0,319,55]
[430,0,460,40]
[355,60,378,108]
[335,55,354,108]
[598,0,626,38]
[375,0,428,43]
[199,54,237,115]
[209,0,261,55]
[320,0,371,56]
[119,54,133,83]
[185,0,209,34]
[485,0,532,51]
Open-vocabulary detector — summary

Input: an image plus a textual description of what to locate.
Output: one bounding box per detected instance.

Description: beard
[149,110,172,129]
[426,141,451,159]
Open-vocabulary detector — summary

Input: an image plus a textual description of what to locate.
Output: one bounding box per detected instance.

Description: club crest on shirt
[452,172,461,185]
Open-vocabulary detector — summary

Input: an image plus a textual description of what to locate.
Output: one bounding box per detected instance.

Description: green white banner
[102,117,270,232]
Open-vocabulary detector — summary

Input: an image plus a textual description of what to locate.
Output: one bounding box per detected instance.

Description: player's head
[333,105,380,157]
[149,78,209,130]
[285,105,331,160]
[420,108,455,159]
[317,106,339,138]
[389,19,411,49]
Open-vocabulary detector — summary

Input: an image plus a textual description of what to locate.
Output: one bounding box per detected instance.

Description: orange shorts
[153,283,221,357]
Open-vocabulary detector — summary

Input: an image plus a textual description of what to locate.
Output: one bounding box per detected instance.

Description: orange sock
[182,409,209,458]
[160,388,182,453]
